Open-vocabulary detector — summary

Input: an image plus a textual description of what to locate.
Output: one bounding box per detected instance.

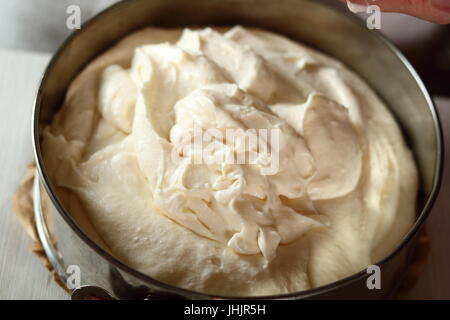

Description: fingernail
[346,0,368,14]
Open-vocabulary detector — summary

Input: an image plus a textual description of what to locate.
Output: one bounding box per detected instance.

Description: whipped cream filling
[94,27,371,262]
[42,26,418,296]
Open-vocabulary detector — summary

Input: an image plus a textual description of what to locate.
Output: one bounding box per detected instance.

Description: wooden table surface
[0,50,67,299]
[0,50,448,300]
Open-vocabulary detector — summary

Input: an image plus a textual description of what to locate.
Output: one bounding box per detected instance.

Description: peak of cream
[96,27,372,261]
[43,26,418,295]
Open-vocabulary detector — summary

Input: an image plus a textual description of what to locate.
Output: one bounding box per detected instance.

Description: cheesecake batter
[42,26,418,296]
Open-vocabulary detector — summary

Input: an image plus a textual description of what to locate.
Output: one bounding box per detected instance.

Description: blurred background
[0,0,448,96]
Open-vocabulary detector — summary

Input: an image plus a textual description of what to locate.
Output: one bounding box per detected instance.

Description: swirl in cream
[42,26,418,296]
